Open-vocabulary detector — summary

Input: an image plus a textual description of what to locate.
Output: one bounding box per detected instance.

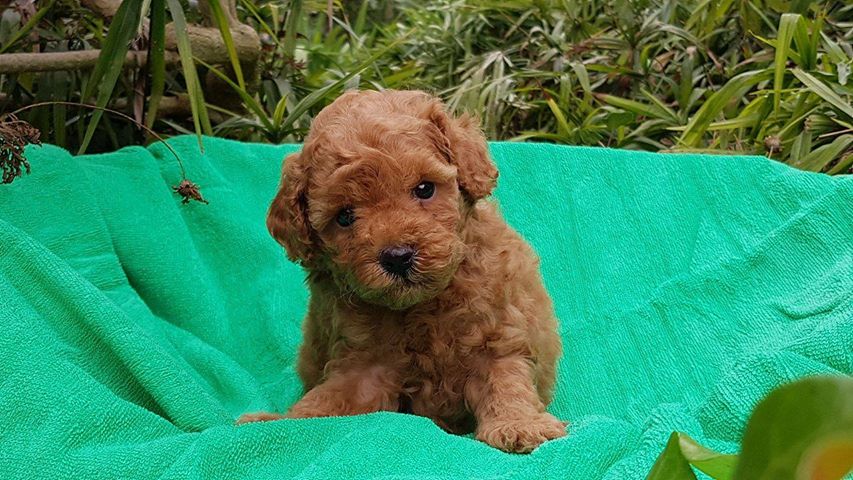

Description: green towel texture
[0,136,851,479]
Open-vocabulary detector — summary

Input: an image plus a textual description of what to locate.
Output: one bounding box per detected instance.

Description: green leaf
[205,0,245,90]
[199,60,274,131]
[773,14,800,116]
[546,98,571,137]
[145,0,166,129]
[237,0,276,40]
[792,69,853,120]
[641,89,680,123]
[279,37,408,131]
[282,0,303,62]
[597,94,674,122]
[78,0,145,154]
[827,151,853,175]
[734,376,853,480]
[647,432,737,480]
[646,433,699,480]
[678,435,737,479]
[166,0,212,150]
[570,62,591,94]
[795,134,853,172]
[354,0,370,36]
[679,69,773,147]
[0,0,54,54]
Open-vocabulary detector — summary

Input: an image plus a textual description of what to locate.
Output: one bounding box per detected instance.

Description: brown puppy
[240,90,565,453]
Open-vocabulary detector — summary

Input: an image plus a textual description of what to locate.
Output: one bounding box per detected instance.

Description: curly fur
[239,90,565,453]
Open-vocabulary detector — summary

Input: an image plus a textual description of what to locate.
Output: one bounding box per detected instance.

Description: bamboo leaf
[166,0,212,151]
[598,94,674,122]
[570,62,591,94]
[679,69,773,147]
[796,134,853,172]
[279,38,407,131]
[792,69,853,120]
[773,14,800,116]
[78,0,145,154]
[546,98,571,137]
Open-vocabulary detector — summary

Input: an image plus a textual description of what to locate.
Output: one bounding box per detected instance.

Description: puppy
[240,90,565,453]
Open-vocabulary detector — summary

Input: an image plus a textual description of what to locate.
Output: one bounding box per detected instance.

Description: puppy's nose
[379,246,416,278]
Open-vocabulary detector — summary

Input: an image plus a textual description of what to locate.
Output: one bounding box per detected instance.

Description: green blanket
[1,136,850,479]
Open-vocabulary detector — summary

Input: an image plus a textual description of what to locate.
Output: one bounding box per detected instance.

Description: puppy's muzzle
[379,245,416,278]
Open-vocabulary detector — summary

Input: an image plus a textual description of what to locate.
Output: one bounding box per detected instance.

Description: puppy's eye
[336,207,356,227]
[413,181,435,200]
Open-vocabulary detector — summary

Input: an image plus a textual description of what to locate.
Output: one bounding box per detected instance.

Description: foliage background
[0,0,851,173]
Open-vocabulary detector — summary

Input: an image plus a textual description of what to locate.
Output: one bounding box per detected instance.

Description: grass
[0,0,851,173]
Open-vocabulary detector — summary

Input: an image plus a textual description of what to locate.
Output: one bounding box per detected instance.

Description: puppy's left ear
[267,152,316,266]
[427,102,498,201]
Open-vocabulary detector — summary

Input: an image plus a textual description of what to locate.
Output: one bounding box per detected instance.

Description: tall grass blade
[166,0,212,150]
[199,60,274,131]
[145,0,166,129]
[205,0,246,90]
[0,0,54,54]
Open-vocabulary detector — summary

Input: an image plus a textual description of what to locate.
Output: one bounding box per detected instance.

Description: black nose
[379,246,416,278]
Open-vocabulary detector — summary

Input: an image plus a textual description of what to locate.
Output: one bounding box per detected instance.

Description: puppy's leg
[467,356,566,453]
[287,364,400,418]
[236,411,285,424]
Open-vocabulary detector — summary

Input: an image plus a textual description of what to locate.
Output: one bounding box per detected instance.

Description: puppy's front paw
[476,413,567,453]
[235,411,285,424]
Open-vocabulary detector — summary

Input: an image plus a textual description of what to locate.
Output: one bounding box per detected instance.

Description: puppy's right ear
[267,152,314,265]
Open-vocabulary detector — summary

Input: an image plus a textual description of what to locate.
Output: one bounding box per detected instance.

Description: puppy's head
[268,90,497,310]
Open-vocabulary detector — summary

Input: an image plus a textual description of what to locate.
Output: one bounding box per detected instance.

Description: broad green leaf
[279,38,408,131]
[678,48,695,114]
[282,0,302,62]
[679,69,773,147]
[597,94,673,122]
[647,432,737,480]
[78,0,145,154]
[145,0,166,129]
[646,433,699,480]
[546,98,571,137]
[791,14,816,71]
[701,114,762,131]
[678,434,737,479]
[570,62,591,94]
[734,376,853,480]
[796,134,853,172]
[773,14,800,116]
[641,89,680,123]
[792,69,853,120]
[826,150,853,175]
[799,437,853,478]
